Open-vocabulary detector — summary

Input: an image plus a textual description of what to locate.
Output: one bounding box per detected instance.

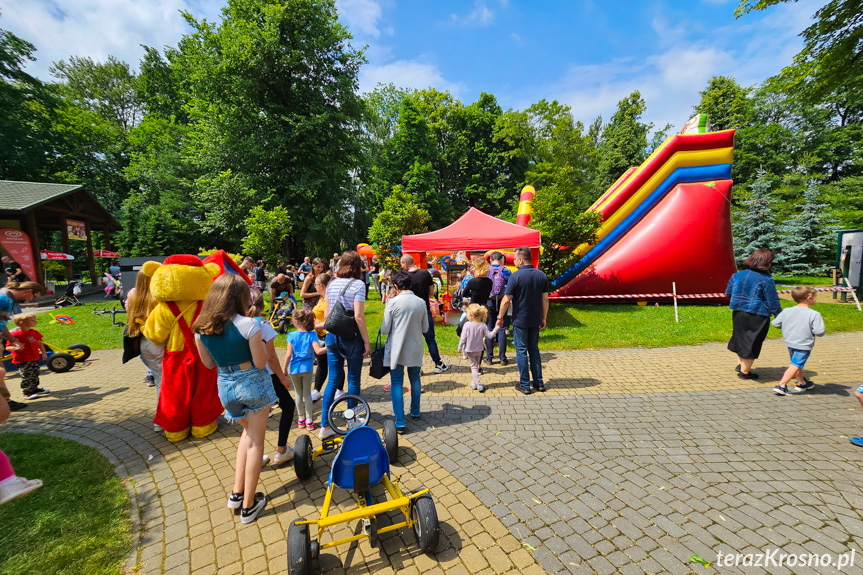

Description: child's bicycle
[269,291,297,334]
[2,340,91,373]
[287,395,439,574]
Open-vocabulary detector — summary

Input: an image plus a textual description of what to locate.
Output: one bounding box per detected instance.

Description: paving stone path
[2,331,863,574]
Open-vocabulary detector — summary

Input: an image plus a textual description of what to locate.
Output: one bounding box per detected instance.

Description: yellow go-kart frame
[2,341,90,373]
[287,396,439,574]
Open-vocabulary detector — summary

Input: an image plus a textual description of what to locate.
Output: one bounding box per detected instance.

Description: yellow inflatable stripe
[593,135,674,213]
[517,203,532,216]
[588,168,635,212]
[573,146,733,257]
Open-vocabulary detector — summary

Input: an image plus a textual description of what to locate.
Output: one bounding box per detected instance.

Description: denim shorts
[788,348,811,369]
[217,364,277,422]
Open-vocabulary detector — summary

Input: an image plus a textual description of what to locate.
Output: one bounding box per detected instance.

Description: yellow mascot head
[141,254,221,302]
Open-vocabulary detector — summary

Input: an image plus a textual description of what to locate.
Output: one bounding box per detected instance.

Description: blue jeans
[423,308,442,366]
[389,365,421,428]
[321,333,364,428]
[485,297,509,360]
[512,326,542,389]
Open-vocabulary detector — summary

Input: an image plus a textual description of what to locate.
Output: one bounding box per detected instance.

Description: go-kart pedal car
[292,394,399,480]
[287,396,439,574]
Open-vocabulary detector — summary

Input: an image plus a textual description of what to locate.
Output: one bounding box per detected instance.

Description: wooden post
[104,228,111,250]
[59,216,73,281]
[24,211,44,286]
[84,220,96,285]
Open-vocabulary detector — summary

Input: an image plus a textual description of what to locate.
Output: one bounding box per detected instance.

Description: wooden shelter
[0,180,122,285]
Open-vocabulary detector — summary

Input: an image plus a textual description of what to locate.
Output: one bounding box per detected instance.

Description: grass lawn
[34,291,862,356]
[0,433,133,575]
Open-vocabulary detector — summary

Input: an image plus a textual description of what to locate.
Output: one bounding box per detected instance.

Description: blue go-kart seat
[329,426,390,492]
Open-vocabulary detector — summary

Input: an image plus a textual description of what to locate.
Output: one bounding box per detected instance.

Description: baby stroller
[55,281,83,308]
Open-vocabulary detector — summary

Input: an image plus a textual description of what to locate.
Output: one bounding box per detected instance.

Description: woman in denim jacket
[726,249,783,379]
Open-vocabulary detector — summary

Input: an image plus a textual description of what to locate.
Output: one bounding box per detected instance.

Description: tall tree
[733,168,779,261]
[693,76,753,131]
[0,21,55,180]
[595,91,655,191]
[774,178,838,274]
[368,186,429,271]
[177,0,365,256]
[735,0,863,106]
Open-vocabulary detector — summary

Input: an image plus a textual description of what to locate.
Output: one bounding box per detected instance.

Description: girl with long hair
[193,275,276,524]
[127,272,166,430]
[299,258,326,311]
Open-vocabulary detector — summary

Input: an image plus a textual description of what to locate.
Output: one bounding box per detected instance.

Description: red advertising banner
[0,228,37,282]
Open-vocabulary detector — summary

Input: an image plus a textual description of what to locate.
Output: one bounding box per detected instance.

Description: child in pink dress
[458,304,500,393]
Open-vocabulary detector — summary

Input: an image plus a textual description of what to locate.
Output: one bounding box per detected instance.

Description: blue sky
[0,0,826,131]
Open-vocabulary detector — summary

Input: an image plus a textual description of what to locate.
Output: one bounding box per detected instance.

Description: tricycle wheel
[383,420,398,463]
[48,352,75,373]
[412,495,440,553]
[287,519,311,575]
[278,319,289,334]
[67,343,92,362]
[368,516,378,548]
[293,434,314,480]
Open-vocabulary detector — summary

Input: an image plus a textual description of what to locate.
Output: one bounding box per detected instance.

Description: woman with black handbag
[318,251,370,440]
[379,271,428,434]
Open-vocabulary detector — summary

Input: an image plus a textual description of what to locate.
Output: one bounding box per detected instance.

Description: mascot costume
[142,255,223,441]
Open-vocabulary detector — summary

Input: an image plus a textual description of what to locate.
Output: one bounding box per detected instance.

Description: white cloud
[449,0,495,27]
[529,0,824,133]
[335,0,383,38]
[359,59,465,96]
[0,0,223,79]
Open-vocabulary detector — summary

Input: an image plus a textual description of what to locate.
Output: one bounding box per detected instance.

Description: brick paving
[1,331,863,574]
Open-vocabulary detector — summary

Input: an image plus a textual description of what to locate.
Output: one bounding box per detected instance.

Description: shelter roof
[402,207,541,252]
[0,180,83,211]
[0,180,121,231]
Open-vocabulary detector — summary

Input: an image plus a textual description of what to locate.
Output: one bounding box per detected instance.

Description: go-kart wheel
[287,519,311,575]
[47,352,75,373]
[309,540,319,560]
[326,394,370,435]
[293,435,314,480]
[412,495,440,553]
[278,319,289,334]
[367,516,378,548]
[67,343,91,362]
[383,420,398,463]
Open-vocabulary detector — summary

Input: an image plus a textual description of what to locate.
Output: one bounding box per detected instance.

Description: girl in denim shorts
[194,274,277,524]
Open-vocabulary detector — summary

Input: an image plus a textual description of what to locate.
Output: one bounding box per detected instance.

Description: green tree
[595,91,660,191]
[368,186,429,271]
[774,178,838,274]
[0,21,55,180]
[693,76,753,131]
[529,185,602,279]
[733,168,779,261]
[176,0,365,257]
[242,205,292,261]
[496,99,598,212]
[735,0,862,106]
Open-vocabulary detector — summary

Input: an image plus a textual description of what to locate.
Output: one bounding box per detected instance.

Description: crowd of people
[0,245,855,515]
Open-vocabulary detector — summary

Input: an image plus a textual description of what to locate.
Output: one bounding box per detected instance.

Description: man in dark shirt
[496,247,549,394]
[2,256,27,282]
[269,273,292,313]
[401,254,448,374]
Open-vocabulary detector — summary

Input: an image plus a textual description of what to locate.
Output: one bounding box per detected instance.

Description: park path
[2,331,863,574]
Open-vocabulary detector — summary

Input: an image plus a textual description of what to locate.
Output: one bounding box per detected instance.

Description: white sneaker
[311,389,322,402]
[272,448,293,465]
[433,363,449,374]
[319,426,335,440]
[0,476,43,504]
[153,424,163,432]
[470,382,477,390]
[240,493,267,524]
[262,454,270,465]
[334,389,346,401]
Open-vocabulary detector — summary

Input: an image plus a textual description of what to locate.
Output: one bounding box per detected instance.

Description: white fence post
[672,282,679,323]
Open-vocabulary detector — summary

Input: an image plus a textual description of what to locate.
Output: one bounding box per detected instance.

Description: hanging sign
[66,219,87,241]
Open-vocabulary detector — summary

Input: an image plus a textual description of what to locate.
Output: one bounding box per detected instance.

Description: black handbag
[122,332,141,364]
[368,330,390,379]
[324,279,359,339]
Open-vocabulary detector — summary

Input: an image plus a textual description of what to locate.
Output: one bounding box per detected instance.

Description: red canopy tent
[402,208,541,266]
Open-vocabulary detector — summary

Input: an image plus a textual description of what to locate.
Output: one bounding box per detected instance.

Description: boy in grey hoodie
[771,286,825,396]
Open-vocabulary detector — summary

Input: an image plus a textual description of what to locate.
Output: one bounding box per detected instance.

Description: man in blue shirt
[495,247,548,394]
[485,252,512,365]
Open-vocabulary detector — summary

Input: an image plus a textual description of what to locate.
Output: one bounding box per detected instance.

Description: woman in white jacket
[380,270,429,434]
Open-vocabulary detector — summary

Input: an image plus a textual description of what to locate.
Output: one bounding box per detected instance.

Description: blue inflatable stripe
[551,163,732,289]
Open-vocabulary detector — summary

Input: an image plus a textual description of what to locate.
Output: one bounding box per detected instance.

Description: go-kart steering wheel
[326,394,371,435]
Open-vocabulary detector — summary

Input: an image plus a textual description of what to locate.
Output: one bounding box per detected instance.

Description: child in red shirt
[10,314,49,400]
